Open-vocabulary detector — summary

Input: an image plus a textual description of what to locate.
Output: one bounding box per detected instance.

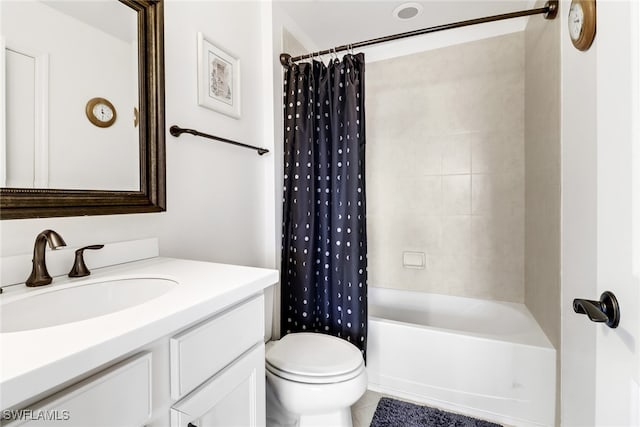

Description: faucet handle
[68,245,104,278]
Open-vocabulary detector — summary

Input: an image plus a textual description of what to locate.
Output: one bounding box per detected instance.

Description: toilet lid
[266,332,364,381]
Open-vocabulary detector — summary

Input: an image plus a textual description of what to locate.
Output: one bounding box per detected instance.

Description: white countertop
[0,257,279,410]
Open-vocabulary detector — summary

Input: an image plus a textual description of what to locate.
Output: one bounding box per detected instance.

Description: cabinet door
[4,353,152,427]
[170,343,265,427]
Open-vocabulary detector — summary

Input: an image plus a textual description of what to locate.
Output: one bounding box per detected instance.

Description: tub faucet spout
[26,229,67,287]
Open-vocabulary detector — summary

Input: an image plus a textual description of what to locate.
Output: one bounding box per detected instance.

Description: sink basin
[0,278,177,333]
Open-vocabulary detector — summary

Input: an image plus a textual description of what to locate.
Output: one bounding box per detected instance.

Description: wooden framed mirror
[0,0,165,220]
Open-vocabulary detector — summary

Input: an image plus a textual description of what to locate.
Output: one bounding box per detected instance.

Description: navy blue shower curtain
[280,53,368,355]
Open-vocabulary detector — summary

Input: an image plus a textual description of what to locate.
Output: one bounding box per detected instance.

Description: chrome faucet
[26,229,67,287]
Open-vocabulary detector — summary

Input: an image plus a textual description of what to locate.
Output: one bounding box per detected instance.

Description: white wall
[266,3,319,339]
[1,1,276,274]
[157,0,274,268]
[559,0,598,423]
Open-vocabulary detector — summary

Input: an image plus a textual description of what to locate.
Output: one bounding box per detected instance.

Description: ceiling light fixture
[393,2,423,20]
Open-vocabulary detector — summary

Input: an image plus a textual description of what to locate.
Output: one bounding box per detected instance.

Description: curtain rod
[280,0,558,67]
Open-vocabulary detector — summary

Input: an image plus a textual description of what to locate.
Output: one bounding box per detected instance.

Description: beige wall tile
[472,172,524,217]
[524,6,561,422]
[414,138,443,176]
[443,175,471,215]
[524,4,561,350]
[441,216,471,257]
[471,174,492,215]
[471,131,525,174]
[441,134,471,174]
[471,215,524,261]
[470,254,524,302]
[435,253,470,295]
[366,32,525,303]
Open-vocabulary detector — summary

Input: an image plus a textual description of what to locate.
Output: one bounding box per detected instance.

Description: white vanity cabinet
[1,254,278,427]
[3,353,153,427]
[168,294,266,427]
[3,294,267,427]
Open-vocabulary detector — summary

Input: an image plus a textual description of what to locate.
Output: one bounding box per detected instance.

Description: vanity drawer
[5,353,152,427]
[170,294,264,399]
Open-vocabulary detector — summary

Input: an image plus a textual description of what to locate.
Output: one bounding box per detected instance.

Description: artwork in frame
[197,32,240,119]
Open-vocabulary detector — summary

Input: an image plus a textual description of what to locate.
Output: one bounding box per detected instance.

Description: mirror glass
[2,0,140,191]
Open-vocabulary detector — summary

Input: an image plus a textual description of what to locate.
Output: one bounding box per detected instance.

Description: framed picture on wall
[197,32,240,119]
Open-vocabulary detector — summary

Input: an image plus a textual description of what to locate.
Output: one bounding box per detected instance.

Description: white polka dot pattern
[281,53,368,356]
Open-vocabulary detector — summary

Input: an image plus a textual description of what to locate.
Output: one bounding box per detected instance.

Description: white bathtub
[367,287,556,427]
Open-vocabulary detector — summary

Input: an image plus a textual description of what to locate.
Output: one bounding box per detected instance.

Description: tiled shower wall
[366,32,525,302]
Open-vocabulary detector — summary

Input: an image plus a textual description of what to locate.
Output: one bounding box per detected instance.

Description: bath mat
[369,397,502,427]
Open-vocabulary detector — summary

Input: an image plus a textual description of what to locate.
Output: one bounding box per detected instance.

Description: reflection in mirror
[0,0,165,220]
[2,0,139,191]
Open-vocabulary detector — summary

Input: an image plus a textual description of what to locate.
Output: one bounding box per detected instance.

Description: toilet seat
[266,332,364,384]
[266,361,365,384]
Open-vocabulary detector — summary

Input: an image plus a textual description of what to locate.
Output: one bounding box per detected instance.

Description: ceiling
[275,0,537,52]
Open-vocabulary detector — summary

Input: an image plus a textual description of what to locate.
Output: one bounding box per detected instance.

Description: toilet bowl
[265,332,367,427]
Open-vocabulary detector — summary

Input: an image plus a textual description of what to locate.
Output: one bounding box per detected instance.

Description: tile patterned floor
[351,390,387,427]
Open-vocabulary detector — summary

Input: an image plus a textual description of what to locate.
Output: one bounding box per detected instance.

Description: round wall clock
[85,97,117,128]
[568,0,596,51]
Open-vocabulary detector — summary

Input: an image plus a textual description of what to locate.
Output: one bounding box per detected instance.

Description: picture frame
[197,32,240,119]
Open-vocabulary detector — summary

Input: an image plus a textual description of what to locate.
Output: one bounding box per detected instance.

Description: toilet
[265,332,367,427]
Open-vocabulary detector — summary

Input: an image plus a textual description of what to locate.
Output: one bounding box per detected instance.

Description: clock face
[568,0,596,51]
[92,103,114,123]
[85,97,116,128]
[568,2,584,41]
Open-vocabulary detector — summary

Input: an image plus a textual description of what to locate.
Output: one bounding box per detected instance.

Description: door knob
[573,291,620,328]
